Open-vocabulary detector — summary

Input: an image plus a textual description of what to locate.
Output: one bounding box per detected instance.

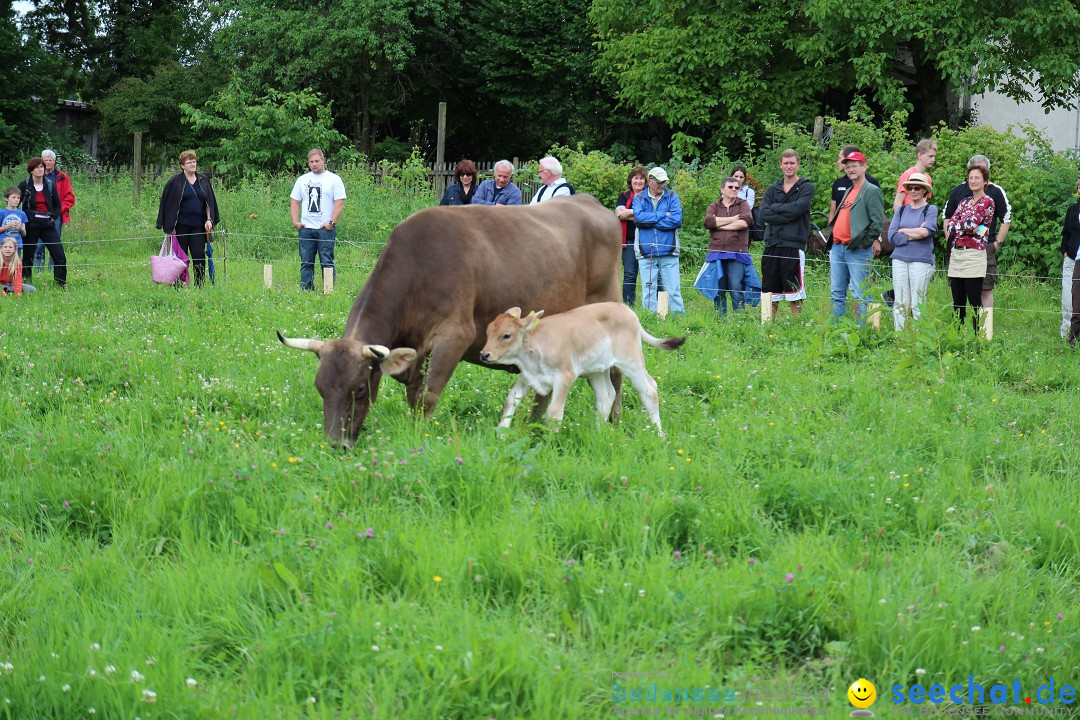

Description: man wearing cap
[1061,173,1080,343]
[829,150,885,324]
[943,155,1011,310]
[759,149,814,315]
[888,172,938,330]
[530,156,573,204]
[632,166,684,314]
[828,145,881,226]
[473,160,522,206]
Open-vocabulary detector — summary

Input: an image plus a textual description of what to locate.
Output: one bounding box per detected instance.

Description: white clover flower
[946,507,956,513]
[915,668,926,678]
[971,626,981,632]
[88,668,97,677]
[371,645,379,652]
[131,669,145,683]
[434,645,443,651]
[307,697,317,704]
[1035,647,1044,653]
[140,689,157,703]
[62,684,71,692]
[88,708,96,714]
[186,677,198,688]
[104,665,116,676]
[638,589,646,597]
[879,599,887,605]
[90,643,101,652]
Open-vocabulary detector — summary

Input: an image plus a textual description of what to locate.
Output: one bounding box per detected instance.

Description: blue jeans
[638,254,684,314]
[829,244,874,324]
[34,216,61,270]
[622,244,638,305]
[299,227,336,291]
[715,259,746,315]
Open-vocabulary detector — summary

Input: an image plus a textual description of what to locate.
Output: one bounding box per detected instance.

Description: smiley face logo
[847,678,877,709]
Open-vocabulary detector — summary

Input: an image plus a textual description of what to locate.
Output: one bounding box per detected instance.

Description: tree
[180,78,357,174]
[798,0,1080,129]
[591,0,832,158]
[1,0,62,161]
[216,0,444,153]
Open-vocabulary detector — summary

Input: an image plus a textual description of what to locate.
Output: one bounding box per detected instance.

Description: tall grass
[0,172,1076,719]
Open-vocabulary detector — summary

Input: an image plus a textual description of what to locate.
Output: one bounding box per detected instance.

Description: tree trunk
[908,39,952,130]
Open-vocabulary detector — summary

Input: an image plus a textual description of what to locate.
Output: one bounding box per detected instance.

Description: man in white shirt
[529,156,573,204]
[290,148,346,290]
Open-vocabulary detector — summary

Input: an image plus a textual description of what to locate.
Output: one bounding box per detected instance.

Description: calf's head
[480,307,544,365]
[278,331,416,447]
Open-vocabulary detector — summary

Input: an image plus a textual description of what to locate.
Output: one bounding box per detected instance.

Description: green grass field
[0,173,1077,719]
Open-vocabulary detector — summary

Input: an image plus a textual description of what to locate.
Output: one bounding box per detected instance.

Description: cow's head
[278,331,416,447]
[479,307,544,365]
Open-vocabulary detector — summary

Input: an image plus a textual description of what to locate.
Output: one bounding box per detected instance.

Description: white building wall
[969,89,1080,152]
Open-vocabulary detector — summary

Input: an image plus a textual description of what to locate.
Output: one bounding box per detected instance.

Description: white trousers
[892,259,934,331]
[1062,255,1075,338]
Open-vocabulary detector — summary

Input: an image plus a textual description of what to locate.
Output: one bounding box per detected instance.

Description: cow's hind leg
[608,367,623,423]
[620,362,663,434]
[587,372,617,421]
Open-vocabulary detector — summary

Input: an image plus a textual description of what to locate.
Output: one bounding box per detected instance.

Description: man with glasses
[632,166,684,314]
[473,160,522,206]
[530,156,573,204]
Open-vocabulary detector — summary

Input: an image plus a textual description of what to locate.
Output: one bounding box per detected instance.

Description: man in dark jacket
[759,149,814,316]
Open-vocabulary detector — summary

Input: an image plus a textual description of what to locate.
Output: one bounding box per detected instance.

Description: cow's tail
[640,328,686,351]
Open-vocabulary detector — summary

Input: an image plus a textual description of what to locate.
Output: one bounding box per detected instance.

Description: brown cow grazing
[480,302,685,434]
[279,195,621,446]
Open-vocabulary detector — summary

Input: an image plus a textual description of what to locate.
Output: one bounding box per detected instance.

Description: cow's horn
[278,331,324,353]
[362,344,390,359]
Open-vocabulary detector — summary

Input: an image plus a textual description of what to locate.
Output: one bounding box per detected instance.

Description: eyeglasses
[724,185,739,190]
[459,173,473,177]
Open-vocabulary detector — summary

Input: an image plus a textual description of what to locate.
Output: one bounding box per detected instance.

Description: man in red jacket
[38,149,76,270]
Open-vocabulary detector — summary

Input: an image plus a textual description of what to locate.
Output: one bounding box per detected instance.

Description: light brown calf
[480,302,684,433]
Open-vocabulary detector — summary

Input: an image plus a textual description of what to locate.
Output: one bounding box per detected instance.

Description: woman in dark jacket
[18,157,66,287]
[439,159,478,206]
[613,165,648,305]
[156,150,220,287]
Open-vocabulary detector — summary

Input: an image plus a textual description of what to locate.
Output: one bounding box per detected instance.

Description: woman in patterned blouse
[946,165,995,330]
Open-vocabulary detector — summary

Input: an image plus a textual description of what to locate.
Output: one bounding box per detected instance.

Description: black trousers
[22,222,66,286]
[950,276,982,330]
[1069,261,1080,342]
[174,224,207,287]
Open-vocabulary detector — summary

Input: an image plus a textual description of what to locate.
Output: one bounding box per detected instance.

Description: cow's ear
[506,307,522,318]
[376,348,417,376]
[526,310,544,330]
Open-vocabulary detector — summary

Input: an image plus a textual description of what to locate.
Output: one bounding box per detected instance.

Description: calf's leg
[499,379,530,428]
[620,362,663,434]
[545,370,578,423]
[587,372,618,421]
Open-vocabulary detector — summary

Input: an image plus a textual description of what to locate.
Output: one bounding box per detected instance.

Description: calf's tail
[640,328,686,350]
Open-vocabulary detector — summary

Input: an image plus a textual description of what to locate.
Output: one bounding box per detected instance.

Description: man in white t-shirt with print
[290,148,347,291]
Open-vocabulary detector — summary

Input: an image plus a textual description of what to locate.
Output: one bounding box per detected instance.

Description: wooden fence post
[133,132,142,206]
[761,293,774,323]
[436,102,446,168]
[813,117,824,145]
[323,267,334,294]
[263,264,273,290]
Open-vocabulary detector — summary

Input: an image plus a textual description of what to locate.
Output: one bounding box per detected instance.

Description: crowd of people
[5,145,1079,346]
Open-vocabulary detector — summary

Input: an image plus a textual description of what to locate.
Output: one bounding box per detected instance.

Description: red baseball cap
[842,151,868,164]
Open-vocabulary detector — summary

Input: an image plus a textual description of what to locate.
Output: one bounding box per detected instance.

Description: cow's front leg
[498,379,530,428]
[419,331,474,416]
[402,353,430,410]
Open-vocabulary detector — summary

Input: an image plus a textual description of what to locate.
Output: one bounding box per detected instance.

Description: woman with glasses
[440,159,478,205]
[887,172,938,330]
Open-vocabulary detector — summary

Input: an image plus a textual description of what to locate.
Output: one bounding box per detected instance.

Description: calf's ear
[377,348,417,376]
[506,307,522,318]
[526,310,545,330]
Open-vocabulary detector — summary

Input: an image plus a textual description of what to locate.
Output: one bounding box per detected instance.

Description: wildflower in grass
[638,589,645,597]
[1036,647,1044,653]
[999,645,1006,652]
[141,689,157,703]
[307,697,317,704]
[971,626,981,632]
[785,573,794,583]
[371,645,379,652]
[63,499,70,508]
[673,551,682,561]
[1,663,12,674]
[62,684,71,692]
[90,643,100,651]
[1057,613,1064,620]
[186,678,197,688]
[946,507,956,513]
[104,665,115,675]
[131,670,145,683]
[915,668,926,678]
[433,575,442,583]
[747,556,757,566]
[145,658,155,666]
[88,708,95,714]
[706,551,714,559]
[435,645,443,651]
[325,522,332,530]
[288,457,297,463]
[88,668,97,677]
[566,558,575,566]
[455,456,463,465]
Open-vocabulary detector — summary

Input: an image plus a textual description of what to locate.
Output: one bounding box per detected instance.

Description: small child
[0,236,33,295]
[1,186,27,251]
